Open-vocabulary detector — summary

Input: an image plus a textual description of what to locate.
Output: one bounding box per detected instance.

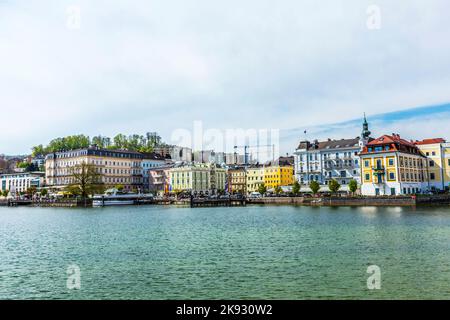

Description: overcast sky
[1,0,450,155]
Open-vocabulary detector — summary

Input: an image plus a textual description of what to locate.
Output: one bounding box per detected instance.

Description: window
[365,174,370,181]
[432,151,436,156]
[364,160,370,167]
[388,159,394,166]
[390,188,396,196]
[389,172,395,180]
[430,173,435,180]
[429,160,435,167]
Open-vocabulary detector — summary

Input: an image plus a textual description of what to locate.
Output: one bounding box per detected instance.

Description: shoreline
[2,194,450,208]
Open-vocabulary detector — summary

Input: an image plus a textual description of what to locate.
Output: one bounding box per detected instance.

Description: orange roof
[366,134,416,148]
[414,138,446,145]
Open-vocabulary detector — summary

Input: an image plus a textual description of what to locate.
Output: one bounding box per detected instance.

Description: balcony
[372,166,385,174]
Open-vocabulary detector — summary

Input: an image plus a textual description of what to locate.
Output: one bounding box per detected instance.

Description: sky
[1,0,450,155]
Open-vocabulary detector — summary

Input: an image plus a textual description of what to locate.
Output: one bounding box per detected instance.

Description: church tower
[359,113,371,148]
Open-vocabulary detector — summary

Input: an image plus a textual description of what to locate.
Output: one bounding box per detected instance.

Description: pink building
[147,165,173,195]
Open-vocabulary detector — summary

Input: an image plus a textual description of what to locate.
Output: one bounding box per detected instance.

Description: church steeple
[362,113,371,139]
[359,113,371,149]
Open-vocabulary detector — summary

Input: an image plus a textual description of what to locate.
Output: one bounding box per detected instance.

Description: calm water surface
[1,205,450,299]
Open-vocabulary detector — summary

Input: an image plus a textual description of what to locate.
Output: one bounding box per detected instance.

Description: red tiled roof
[414,138,446,145]
[366,134,416,148]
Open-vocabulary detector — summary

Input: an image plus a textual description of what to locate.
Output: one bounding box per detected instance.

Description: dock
[190,196,246,208]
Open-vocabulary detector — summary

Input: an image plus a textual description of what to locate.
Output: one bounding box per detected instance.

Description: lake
[0,205,449,299]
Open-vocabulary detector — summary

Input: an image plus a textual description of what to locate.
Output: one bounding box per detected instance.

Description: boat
[93,188,153,207]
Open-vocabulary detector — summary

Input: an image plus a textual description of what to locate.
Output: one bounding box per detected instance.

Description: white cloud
[1,0,450,154]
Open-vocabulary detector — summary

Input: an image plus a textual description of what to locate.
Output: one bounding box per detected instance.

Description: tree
[348,179,358,195]
[66,162,105,202]
[309,180,320,195]
[115,184,124,192]
[40,189,48,197]
[292,181,301,195]
[328,179,341,194]
[258,183,267,195]
[26,187,37,196]
[1,190,9,197]
[274,186,282,195]
[32,144,45,157]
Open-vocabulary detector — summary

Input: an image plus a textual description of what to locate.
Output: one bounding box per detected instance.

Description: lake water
[1,205,450,299]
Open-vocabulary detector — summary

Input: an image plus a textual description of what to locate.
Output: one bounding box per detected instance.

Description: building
[153,145,192,162]
[444,142,450,191]
[45,146,144,191]
[415,138,447,192]
[31,155,46,169]
[246,166,264,194]
[147,165,173,195]
[227,167,246,194]
[0,172,45,194]
[168,163,226,194]
[360,134,428,196]
[192,150,215,163]
[141,152,168,192]
[263,165,295,190]
[294,115,371,186]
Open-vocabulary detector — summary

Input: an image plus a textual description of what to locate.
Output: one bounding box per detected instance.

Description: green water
[0,205,450,299]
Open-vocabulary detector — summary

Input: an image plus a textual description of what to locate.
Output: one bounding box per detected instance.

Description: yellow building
[444,143,450,190]
[263,165,295,190]
[415,138,447,191]
[360,134,428,196]
[228,168,246,194]
[169,163,226,194]
[245,167,264,194]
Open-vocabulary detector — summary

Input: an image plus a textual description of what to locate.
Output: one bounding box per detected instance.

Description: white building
[294,116,371,187]
[0,172,45,194]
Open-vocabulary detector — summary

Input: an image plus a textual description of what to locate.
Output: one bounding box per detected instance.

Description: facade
[415,138,447,191]
[168,163,226,194]
[45,147,144,191]
[246,167,264,194]
[263,165,295,190]
[294,116,371,186]
[147,165,173,195]
[153,145,192,162]
[360,134,428,196]
[227,167,246,194]
[444,143,450,190]
[0,172,45,194]
[141,152,168,192]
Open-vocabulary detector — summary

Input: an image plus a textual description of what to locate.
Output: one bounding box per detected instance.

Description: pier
[190,196,246,208]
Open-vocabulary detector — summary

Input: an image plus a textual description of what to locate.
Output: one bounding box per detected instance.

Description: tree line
[31,132,165,156]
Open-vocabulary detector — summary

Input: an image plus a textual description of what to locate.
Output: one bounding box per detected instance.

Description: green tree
[328,179,341,194]
[32,144,45,157]
[258,183,267,195]
[1,190,9,197]
[66,162,105,203]
[292,181,301,195]
[309,180,320,195]
[115,184,124,192]
[274,186,282,195]
[348,179,358,195]
[40,189,48,197]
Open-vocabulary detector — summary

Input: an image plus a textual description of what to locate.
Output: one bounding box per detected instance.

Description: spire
[362,113,371,139]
